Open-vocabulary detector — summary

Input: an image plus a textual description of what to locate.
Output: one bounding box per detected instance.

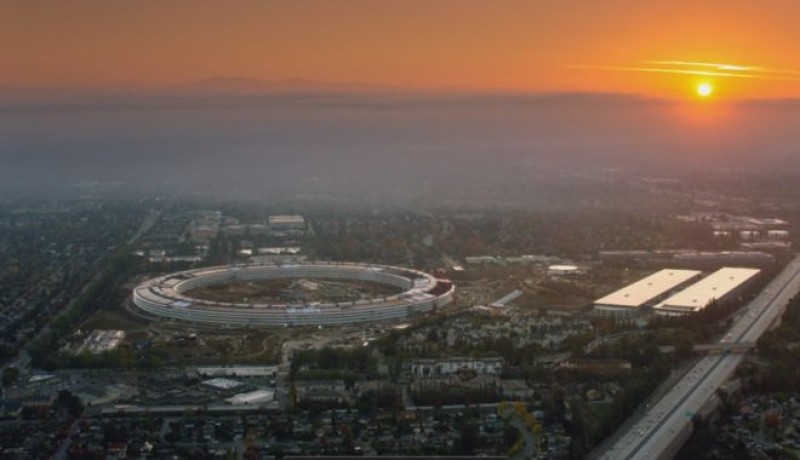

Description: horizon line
[2,80,800,103]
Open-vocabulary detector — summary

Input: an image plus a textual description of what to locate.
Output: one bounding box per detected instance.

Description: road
[29,202,173,459]
[506,412,536,460]
[53,419,81,460]
[597,255,800,460]
[657,342,756,353]
[14,198,169,372]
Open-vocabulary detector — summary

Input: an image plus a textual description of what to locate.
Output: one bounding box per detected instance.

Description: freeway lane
[598,255,800,460]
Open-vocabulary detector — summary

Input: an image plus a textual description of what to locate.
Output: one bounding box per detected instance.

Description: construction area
[183,278,402,305]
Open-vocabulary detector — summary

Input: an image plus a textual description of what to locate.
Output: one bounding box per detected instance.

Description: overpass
[658,342,757,354]
[595,255,800,460]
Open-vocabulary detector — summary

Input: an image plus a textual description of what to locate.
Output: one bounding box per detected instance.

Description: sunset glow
[2,1,800,98]
[5,4,800,460]
[697,82,714,97]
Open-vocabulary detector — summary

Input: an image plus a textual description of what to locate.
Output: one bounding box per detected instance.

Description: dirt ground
[155,330,283,365]
[184,278,401,304]
[449,264,652,313]
[510,292,590,312]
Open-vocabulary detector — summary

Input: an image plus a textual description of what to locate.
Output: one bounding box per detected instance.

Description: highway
[598,255,800,460]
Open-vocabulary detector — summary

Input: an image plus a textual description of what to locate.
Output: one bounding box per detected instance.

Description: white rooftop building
[201,378,244,391]
[225,389,274,405]
[491,290,523,308]
[548,264,582,276]
[654,267,761,316]
[268,215,306,230]
[78,330,126,354]
[593,269,702,315]
[196,365,278,378]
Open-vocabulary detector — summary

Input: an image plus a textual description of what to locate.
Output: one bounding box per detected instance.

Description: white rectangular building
[654,267,761,316]
[593,269,702,315]
[268,215,306,230]
[410,357,504,378]
[225,389,274,405]
[202,378,244,391]
[196,365,278,378]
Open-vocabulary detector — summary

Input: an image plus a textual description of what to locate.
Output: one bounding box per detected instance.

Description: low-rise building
[548,264,584,276]
[593,269,702,316]
[268,215,306,231]
[654,266,761,316]
[225,390,274,405]
[500,379,534,400]
[295,380,350,405]
[410,357,504,379]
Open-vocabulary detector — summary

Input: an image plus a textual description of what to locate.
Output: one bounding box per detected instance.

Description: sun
[696,82,714,97]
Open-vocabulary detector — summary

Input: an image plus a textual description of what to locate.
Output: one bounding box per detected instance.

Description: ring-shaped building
[132,262,454,326]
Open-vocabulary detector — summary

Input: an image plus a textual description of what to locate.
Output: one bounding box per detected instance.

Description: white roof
[29,374,56,383]
[226,390,274,405]
[594,269,702,308]
[202,378,244,390]
[654,267,760,313]
[549,264,579,271]
[269,215,305,223]
[197,366,278,377]
[492,290,523,307]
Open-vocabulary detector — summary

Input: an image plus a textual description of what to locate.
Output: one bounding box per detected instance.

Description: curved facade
[132,262,454,326]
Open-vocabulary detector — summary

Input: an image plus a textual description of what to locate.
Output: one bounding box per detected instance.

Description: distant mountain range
[0,77,401,95]
[172,76,397,93]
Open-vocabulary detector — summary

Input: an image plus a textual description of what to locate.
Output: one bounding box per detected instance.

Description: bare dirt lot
[513,267,652,312]
[81,308,148,332]
[155,329,283,365]
[184,278,402,304]
[449,264,652,313]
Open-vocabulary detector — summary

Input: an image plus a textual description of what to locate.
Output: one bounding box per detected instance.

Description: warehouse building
[593,269,703,316]
[653,267,761,316]
[268,215,306,231]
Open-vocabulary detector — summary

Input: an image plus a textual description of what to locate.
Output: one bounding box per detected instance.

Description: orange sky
[3,0,800,98]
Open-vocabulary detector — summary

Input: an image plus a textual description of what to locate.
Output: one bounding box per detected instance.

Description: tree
[675,334,695,360]
[56,390,84,418]
[456,421,479,454]
[764,412,781,430]
[716,388,734,417]
[2,367,19,387]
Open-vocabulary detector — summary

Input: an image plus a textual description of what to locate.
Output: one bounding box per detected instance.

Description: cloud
[646,61,758,72]
[647,61,800,77]
[575,61,800,81]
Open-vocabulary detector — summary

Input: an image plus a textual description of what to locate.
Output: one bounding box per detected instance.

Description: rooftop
[654,267,761,312]
[225,389,274,405]
[268,215,305,224]
[201,378,244,390]
[549,264,579,271]
[196,365,278,377]
[594,269,702,308]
